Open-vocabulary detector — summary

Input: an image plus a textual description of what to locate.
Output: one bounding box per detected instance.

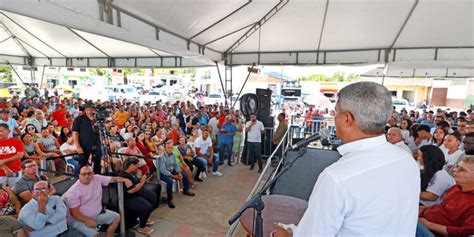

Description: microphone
[291,128,330,150]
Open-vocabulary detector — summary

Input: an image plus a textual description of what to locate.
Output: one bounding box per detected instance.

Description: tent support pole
[233,63,255,109]
[215,61,228,106]
[7,61,27,87]
[29,57,35,84]
[39,66,46,88]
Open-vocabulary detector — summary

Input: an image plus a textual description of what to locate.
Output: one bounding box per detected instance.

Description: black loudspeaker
[24,87,41,99]
[271,148,341,201]
[256,89,272,126]
[240,93,259,119]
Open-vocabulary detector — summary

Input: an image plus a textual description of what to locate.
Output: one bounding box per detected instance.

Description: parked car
[79,86,109,102]
[392,98,413,112]
[139,90,168,104]
[106,85,140,102]
[204,93,225,105]
[169,91,185,104]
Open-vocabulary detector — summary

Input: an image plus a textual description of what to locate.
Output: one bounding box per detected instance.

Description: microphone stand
[229,147,308,237]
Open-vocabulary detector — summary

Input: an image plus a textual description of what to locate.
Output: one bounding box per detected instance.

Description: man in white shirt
[274,81,420,237]
[195,130,222,176]
[18,180,68,237]
[0,109,21,138]
[70,103,81,118]
[208,113,220,140]
[387,127,413,156]
[245,114,265,173]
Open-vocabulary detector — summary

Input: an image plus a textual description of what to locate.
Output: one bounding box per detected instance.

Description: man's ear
[343,111,355,128]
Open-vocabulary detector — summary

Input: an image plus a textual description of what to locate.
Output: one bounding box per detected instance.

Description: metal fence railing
[289,115,336,139]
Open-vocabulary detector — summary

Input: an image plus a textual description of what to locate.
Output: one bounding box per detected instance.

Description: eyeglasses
[453,163,474,173]
[79,172,94,177]
[33,188,48,193]
[27,127,35,130]
[25,164,37,169]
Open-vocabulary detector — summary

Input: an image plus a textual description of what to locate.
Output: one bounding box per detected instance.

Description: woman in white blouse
[418,145,454,206]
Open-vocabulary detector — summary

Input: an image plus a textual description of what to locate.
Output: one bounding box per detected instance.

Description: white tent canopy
[0,0,473,75]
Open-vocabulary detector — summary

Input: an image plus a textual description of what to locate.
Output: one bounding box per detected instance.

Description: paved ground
[141,162,259,237]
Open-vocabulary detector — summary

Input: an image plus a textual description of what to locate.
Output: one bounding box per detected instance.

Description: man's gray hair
[461,154,474,164]
[336,81,392,134]
[388,127,402,134]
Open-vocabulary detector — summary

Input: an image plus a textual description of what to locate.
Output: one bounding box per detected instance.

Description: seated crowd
[0,95,245,236]
[383,107,474,236]
[1,93,474,236]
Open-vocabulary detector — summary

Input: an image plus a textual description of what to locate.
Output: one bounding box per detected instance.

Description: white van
[106,85,140,102]
[392,98,413,112]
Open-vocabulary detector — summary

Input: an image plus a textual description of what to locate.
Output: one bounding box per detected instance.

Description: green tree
[346,73,358,82]
[123,68,131,78]
[124,68,146,77]
[332,72,345,82]
[0,65,13,82]
[88,68,107,76]
[299,72,358,82]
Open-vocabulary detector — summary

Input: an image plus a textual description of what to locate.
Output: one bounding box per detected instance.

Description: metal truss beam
[227,46,474,66]
[0,22,30,57]
[224,0,289,55]
[109,3,221,56]
[389,0,419,49]
[0,54,212,68]
[204,22,256,47]
[316,0,329,64]
[190,0,252,40]
[230,46,474,55]
[382,0,419,70]
[68,28,110,57]
[0,35,12,44]
[0,12,66,57]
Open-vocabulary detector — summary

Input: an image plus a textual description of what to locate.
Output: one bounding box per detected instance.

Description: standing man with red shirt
[417,154,474,236]
[0,123,24,186]
[50,104,68,128]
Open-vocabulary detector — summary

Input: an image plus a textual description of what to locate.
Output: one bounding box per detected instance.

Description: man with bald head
[387,127,413,156]
[63,165,131,237]
[18,180,67,236]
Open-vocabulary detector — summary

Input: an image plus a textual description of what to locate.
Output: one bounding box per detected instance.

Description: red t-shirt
[51,110,67,128]
[218,114,226,128]
[420,185,474,236]
[0,138,24,176]
[167,130,180,146]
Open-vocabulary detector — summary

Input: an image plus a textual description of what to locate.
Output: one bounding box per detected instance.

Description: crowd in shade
[0,95,248,236]
[381,106,474,236]
[0,92,473,236]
